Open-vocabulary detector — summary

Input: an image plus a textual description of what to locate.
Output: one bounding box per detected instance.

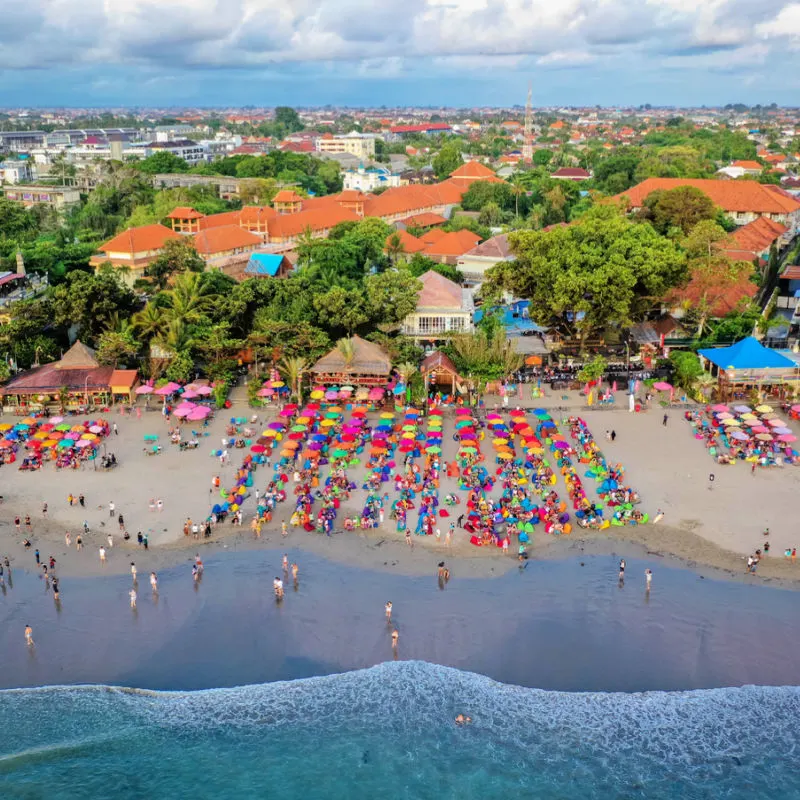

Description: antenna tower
[522,82,533,163]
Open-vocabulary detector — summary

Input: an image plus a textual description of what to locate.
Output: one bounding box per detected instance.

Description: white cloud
[0,0,792,78]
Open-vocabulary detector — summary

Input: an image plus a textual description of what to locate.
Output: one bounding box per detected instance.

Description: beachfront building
[698,337,800,401]
[420,350,465,395]
[0,341,138,411]
[310,336,392,388]
[3,185,81,209]
[401,270,475,342]
[89,224,181,284]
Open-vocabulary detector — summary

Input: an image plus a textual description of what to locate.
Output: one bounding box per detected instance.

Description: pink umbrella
[135,385,153,395]
[49,416,64,424]
[717,412,733,420]
[751,425,769,434]
[653,382,672,391]
[89,425,103,434]
[155,382,181,396]
[368,388,384,400]
[712,404,729,412]
[75,439,94,448]
[181,389,199,399]
[767,419,786,427]
[778,434,797,442]
[325,390,338,400]
[175,402,196,412]
[173,408,191,418]
[195,386,213,396]
[257,388,274,397]
[187,408,210,421]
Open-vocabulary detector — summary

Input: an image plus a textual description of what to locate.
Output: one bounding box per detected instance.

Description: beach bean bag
[439,509,449,517]
[611,518,624,527]
[563,523,572,535]
[469,535,482,546]
[600,520,610,530]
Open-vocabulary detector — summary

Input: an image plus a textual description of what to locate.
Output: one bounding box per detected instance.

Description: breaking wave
[0,661,798,799]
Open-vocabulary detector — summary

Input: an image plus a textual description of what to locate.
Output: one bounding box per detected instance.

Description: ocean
[0,662,798,799]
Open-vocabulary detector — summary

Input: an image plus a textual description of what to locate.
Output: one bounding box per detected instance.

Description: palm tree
[154,319,191,356]
[509,175,526,219]
[280,356,308,403]
[386,232,406,264]
[335,337,356,371]
[132,302,165,342]
[692,372,717,402]
[163,272,214,326]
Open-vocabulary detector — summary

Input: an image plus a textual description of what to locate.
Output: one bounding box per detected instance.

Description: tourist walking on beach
[150,572,158,592]
[65,532,71,548]
[34,549,40,565]
[129,588,137,608]
[130,563,137,583]
[113,422,118,436]
[52,578,59,602]
[76,534,82,551]
[109,501,115,517]
[25,625,34,646]
[291,563,298,583]
[79,494,85,508]
[99,546,106,563]
[107,534,113,549]
[662,413,668,427]
[118,514,125,531]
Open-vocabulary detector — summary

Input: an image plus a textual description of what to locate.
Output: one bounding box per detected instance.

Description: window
[417,317,446,334]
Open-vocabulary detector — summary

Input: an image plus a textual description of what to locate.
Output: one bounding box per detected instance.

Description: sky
[2,0,800,108]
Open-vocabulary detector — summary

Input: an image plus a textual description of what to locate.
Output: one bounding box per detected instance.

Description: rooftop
[99,224,180,254]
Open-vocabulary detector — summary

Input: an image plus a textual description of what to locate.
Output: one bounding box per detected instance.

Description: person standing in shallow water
[25,625,34,646]
[645,569,653,590]
[385,601,392,622]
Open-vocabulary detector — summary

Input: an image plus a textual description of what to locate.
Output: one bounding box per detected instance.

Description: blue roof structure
[698,336,797,370]
[244,253,287,278]
[474,302,548,334]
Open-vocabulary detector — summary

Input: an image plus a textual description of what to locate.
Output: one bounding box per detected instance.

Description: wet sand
[1,549,799,692]
[0,391,798,586]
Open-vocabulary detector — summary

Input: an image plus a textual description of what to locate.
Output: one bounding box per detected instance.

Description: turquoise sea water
[0,662,798,800]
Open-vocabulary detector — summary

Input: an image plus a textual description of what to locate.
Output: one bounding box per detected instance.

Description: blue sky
[2,0,800,108]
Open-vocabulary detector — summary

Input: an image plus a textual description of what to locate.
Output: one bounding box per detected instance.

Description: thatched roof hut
[310,336,392,387]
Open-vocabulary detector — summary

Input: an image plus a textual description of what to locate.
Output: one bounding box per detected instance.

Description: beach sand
[0,390,798,585]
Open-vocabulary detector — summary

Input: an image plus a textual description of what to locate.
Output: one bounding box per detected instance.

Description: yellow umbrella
[492,438,508,446]
[310,390,324,399]
[756,405,773,413]
[280,449,295,457]
[497,452,514,460]
[740,413,757,420]
[262,429,278,437]
[21,417,37,425]
[0,424,11,431]
[33,430,49,440]
[271,381,285,388]
[81,433,97,440]
[328,406,343,413]
[41,440,57,448]
[380,412,394,419]
[320,419,335,427]
[722,418,741,426]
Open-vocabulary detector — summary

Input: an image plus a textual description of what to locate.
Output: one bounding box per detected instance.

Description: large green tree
[432,144,463,179]
[145,238,206,289]
[489,206,687,343]
[640,186,717,235]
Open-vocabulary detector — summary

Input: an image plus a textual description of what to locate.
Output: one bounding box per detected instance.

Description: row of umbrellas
[135,382,213,398]
[0,416,109,453]
[710,403,797,444]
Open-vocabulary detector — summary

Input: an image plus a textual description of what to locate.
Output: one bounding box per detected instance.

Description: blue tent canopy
[698,337,796,370]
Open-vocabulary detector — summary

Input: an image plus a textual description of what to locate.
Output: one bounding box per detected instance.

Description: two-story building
[401,270,475,342]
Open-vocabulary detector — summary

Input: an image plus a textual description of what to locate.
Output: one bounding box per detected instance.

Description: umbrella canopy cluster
[706,403,797,450]
[0,415,111,458]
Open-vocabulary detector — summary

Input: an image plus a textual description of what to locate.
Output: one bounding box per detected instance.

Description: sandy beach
[0,389,798,587]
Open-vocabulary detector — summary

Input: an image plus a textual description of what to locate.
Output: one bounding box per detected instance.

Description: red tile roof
[551,167,591,178]
[385,230,426,254]
[109,369,139,389]
[731,160,763,170]
[449,161,498,180]
[417,270,463,309]
[614,178,800,214]
[363,182,465,218]
[421,230,481,258]
[198,211,243,230]
[730,216,786,254]
[337,190,365,202]
[273,190,303,203]
[389,123,452,134]
[268,206,360,239]
[461,233,511,260]
[239,205,276,225]
[398,212,448,227]
[100,224,180,254]
[166,206,204,220]
[420,228,448,245]
[192,225,261,255]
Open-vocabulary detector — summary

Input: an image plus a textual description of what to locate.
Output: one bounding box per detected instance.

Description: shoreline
[2,503,797,590]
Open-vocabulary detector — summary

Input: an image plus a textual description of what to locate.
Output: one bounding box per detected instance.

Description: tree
[405,253,463,284]
[145,238,206,289]
[279,355,308,402]
[162,271,217,326]
[448,328,523,382]
[386,232,405,264]
[489,206,686,344]
[132,302,165,342]
[669,350,703,390]
[165,350,194,383]
[136,151,190,175]
[460,182,512,211]
[96,330,139,367]
[238,178,279,206]
[432,144,463,179]
[640,186,716,235]
[478,202,503,227]
[680,221,755,336]
[363,267,421,328]
[313,287,368,335]
[194,322,243,380]
[335,337,357,370]
[51,270,137,343]
[275,107,303,133]
[577,355,607,383]
[532,150,553,167]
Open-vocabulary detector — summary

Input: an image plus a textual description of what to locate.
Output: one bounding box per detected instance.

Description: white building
[343,165,401,193]
[317,132,376,160]
[144,139,208,166]
[0,160,35,185]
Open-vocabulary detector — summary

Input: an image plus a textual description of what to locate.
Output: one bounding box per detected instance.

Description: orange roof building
[166,206,205,234]
[191,226,262,261]
[90,224,181,283]
[614,178,800,226]
[273,190,303,214]
[420,230,482,264]
[385,230,427,255]
[447,161,506,189]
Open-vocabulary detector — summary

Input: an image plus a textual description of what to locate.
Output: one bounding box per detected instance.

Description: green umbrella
[523,522,534,533]
[58,439,73,448]
[426,445,442,453]
[460,446,477,453]
[55,423,71,432]
[332,448,348,458]
[455,420,473,428]
[402,424,416,431]
[291,424,307,432]
[325,412,340,419]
